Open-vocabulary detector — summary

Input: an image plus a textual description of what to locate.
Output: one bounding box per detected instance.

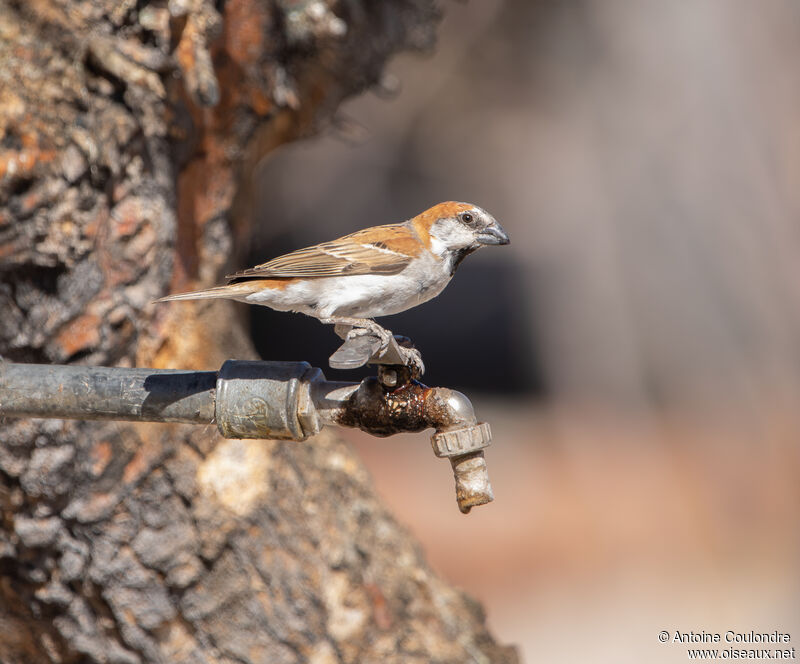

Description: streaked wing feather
[226,223,420,280]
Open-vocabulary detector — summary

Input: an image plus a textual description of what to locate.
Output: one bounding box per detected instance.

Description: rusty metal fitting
[325,377,495,513]
[377,364,417,389]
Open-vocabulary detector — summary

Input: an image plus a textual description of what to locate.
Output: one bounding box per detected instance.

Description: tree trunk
[0,1,517,662]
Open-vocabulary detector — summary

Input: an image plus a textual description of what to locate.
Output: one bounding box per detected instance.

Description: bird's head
[413,202,510,271]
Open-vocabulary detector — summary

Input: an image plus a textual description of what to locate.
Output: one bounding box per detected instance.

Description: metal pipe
[0,361,216,424]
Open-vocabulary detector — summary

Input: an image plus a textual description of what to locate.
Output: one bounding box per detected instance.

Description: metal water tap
[326,333,494,513]
[0,343,495,512]
[213,356,495,513]
[321,363,493,513]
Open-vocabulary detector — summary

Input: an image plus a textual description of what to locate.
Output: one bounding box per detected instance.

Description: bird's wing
[226,223,423,280]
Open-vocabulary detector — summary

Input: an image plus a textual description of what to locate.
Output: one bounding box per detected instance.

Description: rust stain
[335,375,432,436]
[122,448,146,485]
[19,130,39,149]
[0,147,55,180]
[76,492,116,522]
[110,198,143,238]
[54,313,101,358]
[249,88,273,116]
[89,440,113,477]
[121,437,159,486]
[0,127,57,181]
[83,207,106,241]
[364,583,393,631]
[174,18,199,87]
[225,0,268,67]
[174,158,203,286]
[0,242,17,259]
[151,0,341,372]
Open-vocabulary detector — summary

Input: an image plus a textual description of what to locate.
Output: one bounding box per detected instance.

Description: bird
[157,201,510,370]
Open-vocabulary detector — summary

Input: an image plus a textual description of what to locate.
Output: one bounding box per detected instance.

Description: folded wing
[226,223,423,281]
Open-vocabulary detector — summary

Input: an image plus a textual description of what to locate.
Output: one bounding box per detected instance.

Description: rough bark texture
[0,1,517,662]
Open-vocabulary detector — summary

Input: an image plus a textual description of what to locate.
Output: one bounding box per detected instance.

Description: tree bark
[0,1,517,662]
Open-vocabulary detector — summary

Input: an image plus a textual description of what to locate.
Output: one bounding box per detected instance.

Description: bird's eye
[460,212,474,224]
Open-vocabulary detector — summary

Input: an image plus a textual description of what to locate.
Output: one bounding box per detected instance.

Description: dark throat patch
[448,246,478,276]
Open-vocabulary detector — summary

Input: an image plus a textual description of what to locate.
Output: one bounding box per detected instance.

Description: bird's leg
[321,317,394,348]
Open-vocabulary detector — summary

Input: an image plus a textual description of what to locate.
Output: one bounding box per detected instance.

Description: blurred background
[243,1,800,661]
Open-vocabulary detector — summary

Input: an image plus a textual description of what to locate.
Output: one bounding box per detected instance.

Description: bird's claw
[345,323,394,351]
[396,345,425,377]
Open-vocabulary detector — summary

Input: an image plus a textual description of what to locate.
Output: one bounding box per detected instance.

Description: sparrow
[157,201,510,368]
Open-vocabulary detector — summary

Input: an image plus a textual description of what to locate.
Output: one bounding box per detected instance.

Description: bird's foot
[345,324,424,374]
[328,318,393,349]
[344,321,395,351]
[325,318,424,374]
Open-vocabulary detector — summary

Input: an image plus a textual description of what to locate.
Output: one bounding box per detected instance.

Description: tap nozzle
[431,422,494,513]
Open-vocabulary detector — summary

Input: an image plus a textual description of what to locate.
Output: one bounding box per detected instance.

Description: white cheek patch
[429,218,476,252]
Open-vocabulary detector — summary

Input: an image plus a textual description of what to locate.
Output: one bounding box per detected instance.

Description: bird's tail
[154,283,257,303]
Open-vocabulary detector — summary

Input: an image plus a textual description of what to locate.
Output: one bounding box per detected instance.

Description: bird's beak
[476,221,510,246]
